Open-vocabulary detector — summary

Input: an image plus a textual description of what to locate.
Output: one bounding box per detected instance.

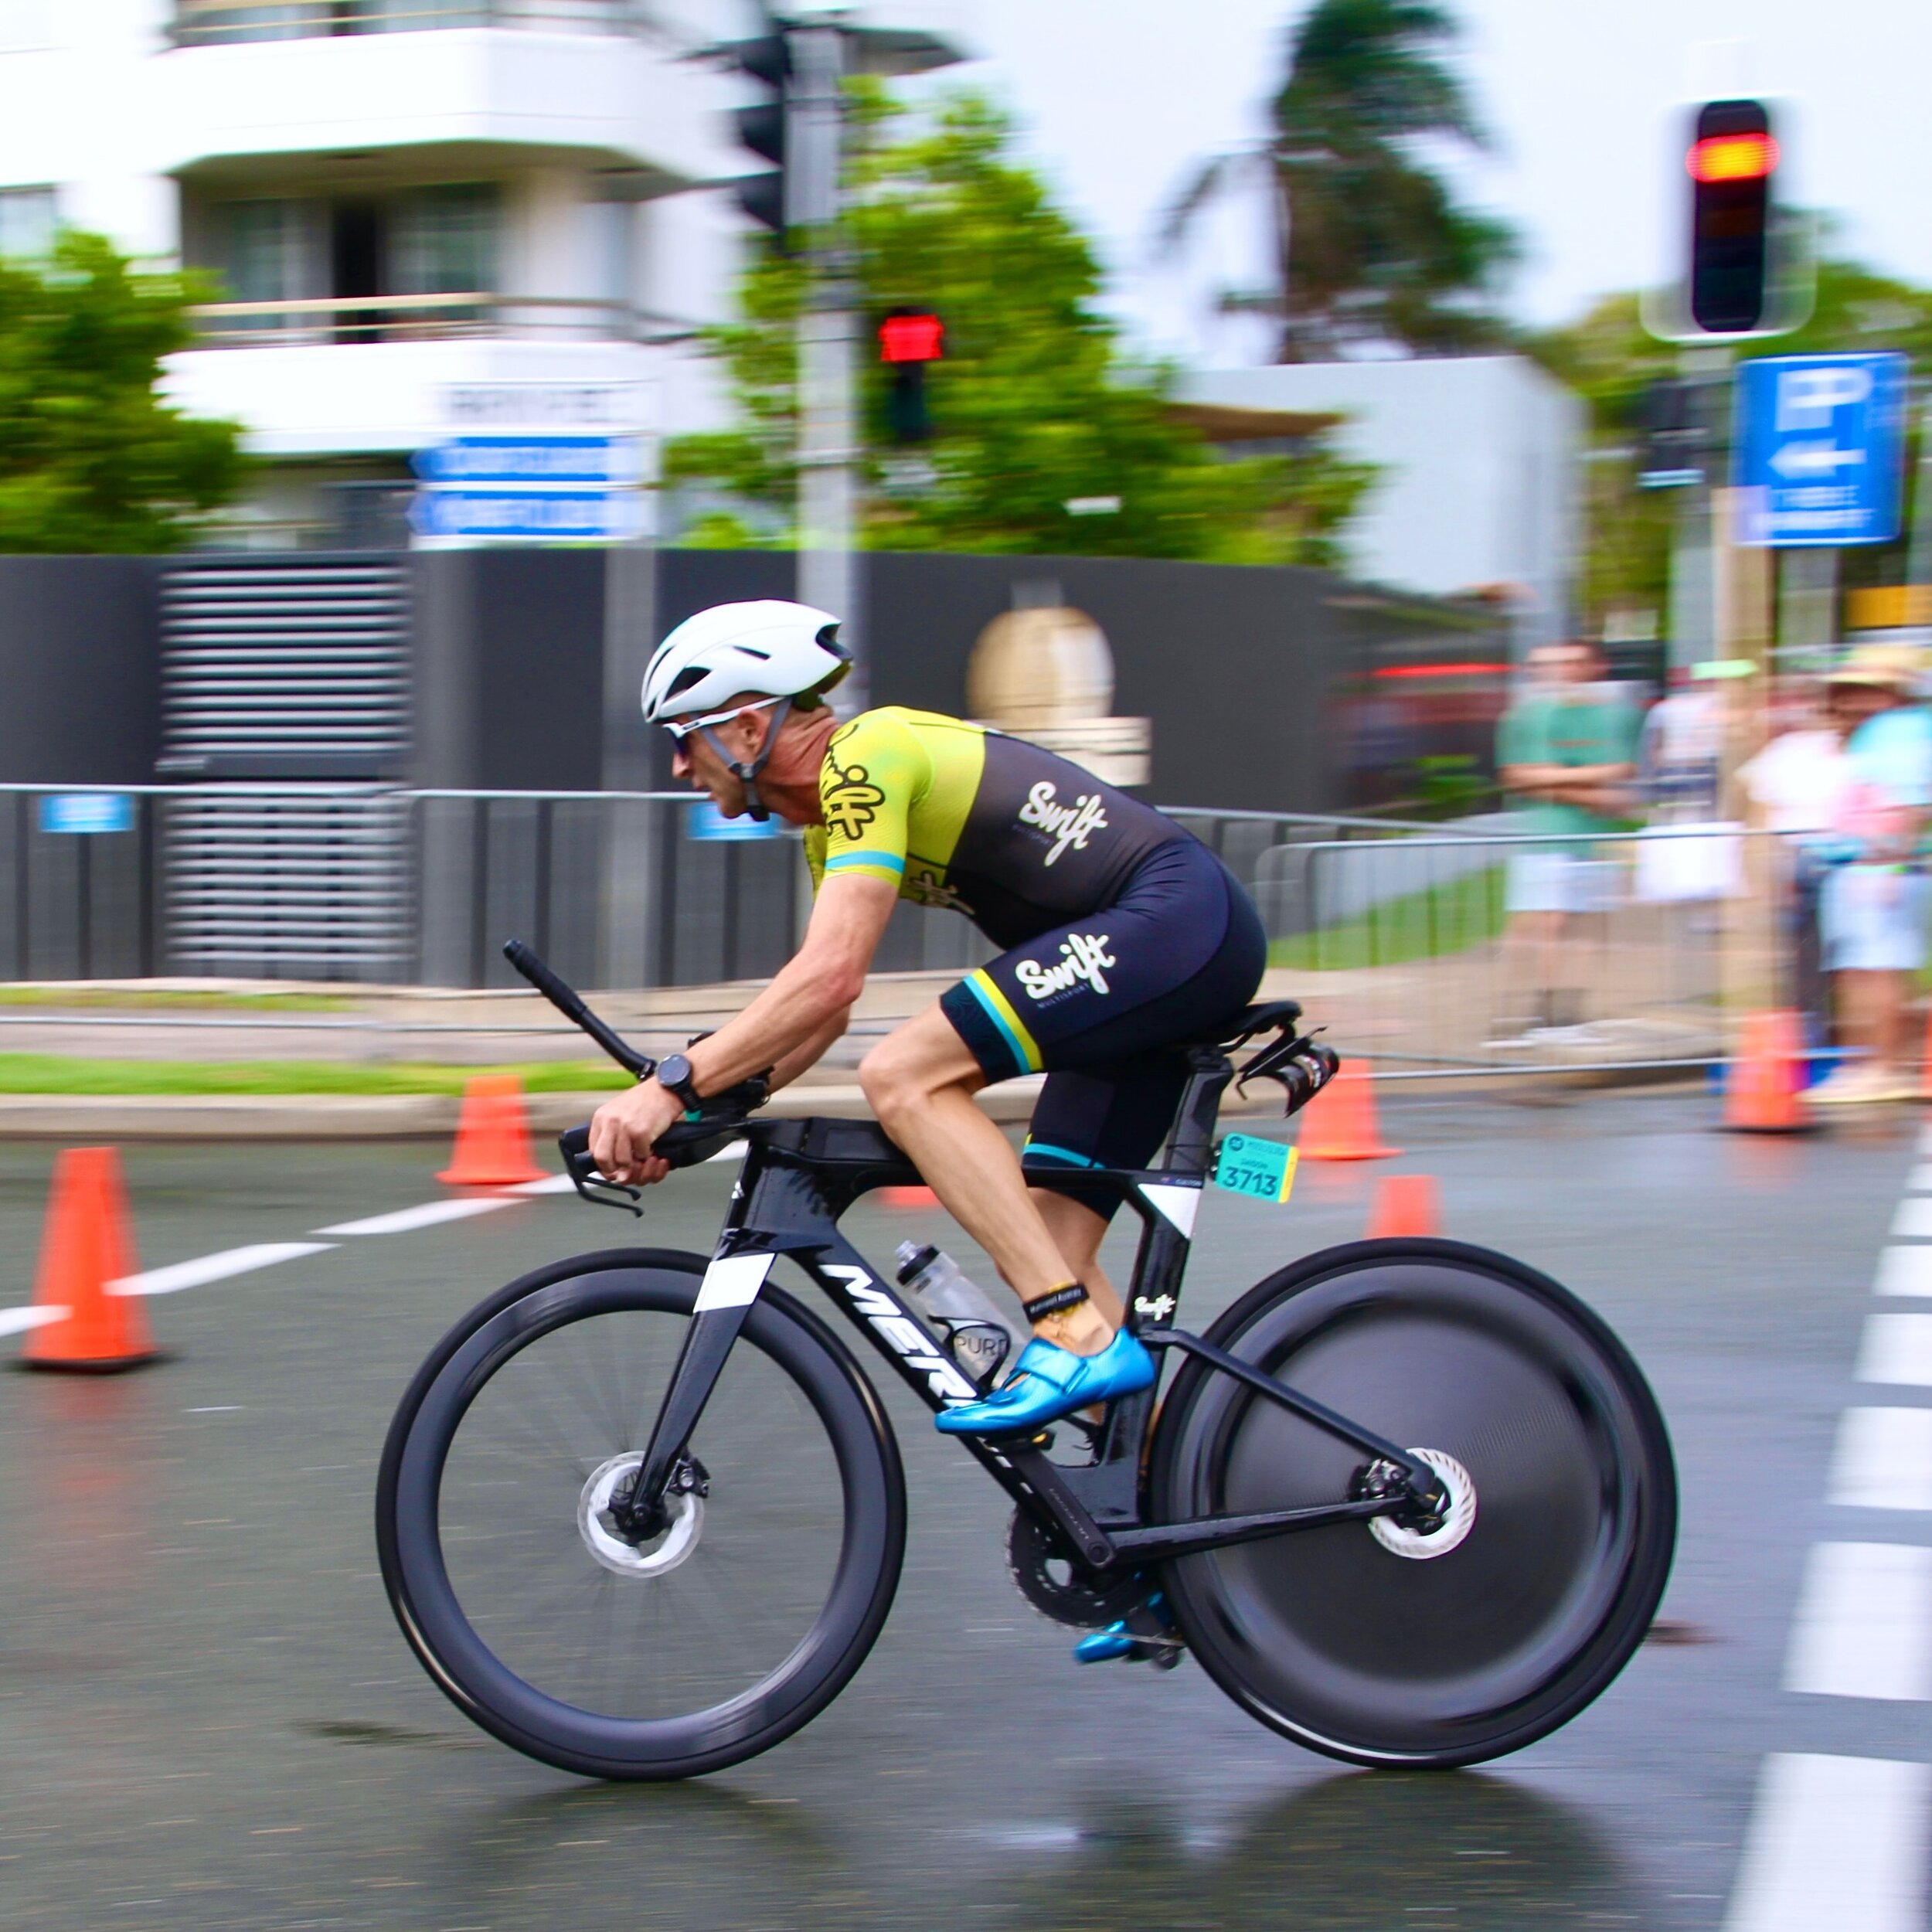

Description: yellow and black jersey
[801,708,1188,949]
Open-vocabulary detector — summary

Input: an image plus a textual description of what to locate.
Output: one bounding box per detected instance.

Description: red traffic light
[879,311,944,365]
[1687,131,1779,183]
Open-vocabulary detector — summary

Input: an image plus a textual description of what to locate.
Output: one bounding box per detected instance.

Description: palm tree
[1166,0,1517,361]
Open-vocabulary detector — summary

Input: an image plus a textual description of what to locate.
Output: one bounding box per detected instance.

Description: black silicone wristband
[1021,1284,1090,1323]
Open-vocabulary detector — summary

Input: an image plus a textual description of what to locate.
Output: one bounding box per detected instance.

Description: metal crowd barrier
[1,784,1810,1077]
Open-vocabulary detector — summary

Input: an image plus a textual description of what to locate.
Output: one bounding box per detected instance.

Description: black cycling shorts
[939,837,1267,1212]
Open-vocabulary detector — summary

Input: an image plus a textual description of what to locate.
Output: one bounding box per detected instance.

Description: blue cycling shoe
[934,1330,1155,1437]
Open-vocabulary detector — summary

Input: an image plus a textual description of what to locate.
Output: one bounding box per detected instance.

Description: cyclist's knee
[858,1037,917,1120]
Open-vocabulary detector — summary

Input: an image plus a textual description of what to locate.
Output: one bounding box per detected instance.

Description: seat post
[1163,1046,1236,1178]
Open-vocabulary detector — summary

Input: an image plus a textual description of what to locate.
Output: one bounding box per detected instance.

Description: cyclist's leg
[858,1008,1114,1352]
[1022,1054,1202,1329]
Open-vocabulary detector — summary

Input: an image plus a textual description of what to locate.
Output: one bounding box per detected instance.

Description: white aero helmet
[641,600,849,725]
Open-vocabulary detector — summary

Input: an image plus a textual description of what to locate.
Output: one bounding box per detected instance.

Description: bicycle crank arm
[1108,1497,1400,1564]
[1145,1329,1447,1511]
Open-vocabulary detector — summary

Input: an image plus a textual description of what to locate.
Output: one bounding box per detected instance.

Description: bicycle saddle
[1179,999,1304,1049]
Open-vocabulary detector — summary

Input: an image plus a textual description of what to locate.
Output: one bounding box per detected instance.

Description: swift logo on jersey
[822,755,885,838]
[1018,781,1108,867]
[1016,930,1116,1002]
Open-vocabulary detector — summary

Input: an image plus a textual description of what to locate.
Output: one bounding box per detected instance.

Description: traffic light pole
[787,23,865,710]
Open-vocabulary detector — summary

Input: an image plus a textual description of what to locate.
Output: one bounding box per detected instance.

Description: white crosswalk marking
[1891,1196,1932,1240]
[317,1199,513,1236]
[1858,1313,1932,1386]
[1723,1753,1931,1932]
[111,1243,337,1298]
[1875,1245,1932,1297]
[1785,1543,1932,1699]
[1831,1409,1932,1510]
[0,1304,67,1337]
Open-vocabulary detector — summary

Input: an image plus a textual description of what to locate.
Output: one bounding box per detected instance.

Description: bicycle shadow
[978,1769,1671,1932]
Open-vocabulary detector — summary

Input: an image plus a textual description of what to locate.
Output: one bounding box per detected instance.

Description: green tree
[1167,0,1516,361]
[0,231,244,553]
[666,90,1376,566]
[1527,253,1932,631]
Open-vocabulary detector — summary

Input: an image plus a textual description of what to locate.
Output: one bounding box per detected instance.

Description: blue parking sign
[1733,352,1910,548]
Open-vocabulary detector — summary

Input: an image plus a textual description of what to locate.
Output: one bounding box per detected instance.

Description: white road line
[1830,1409,1932,1510]
[317,1199,513,1237]
[505,1174,579,1195]
[1907,1166,1932,1193]
[111,1243,337,1298]
[1890,1196,1932,1240]
[1857,1312,1932,1386]
[1723,1753,1930,1932]
[1784,1543,1932,1699]
[0,1304,66,1337]
[1875,1246,1932,1297]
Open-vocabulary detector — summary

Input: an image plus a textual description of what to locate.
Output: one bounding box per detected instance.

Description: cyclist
[590,600,1266,1437]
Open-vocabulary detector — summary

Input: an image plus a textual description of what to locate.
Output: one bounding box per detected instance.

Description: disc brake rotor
[1368,1447,1478,1560]
[577,1451,705,1579]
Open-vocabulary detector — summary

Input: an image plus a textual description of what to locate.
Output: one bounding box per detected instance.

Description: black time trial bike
[375,941,1677,1781]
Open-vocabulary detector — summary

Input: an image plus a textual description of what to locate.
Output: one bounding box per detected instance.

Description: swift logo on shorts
[1018,781,1108,867]
[1016,931,1116,1002]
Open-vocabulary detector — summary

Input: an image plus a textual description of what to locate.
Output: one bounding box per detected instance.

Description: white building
[0,0,832,544]
[1179,356,1585,651]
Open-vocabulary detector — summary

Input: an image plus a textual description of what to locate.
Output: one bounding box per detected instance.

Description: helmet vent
[734,646,771,660]
[665,666,708,700]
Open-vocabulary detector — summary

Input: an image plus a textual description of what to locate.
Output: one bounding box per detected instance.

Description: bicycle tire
[376,1248,906,1780]
[1148,1237,1676,1769]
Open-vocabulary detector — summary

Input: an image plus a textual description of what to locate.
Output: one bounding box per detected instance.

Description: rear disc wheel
[1148,1237,1676,1767]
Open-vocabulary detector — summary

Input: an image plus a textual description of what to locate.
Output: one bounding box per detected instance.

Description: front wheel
[1148,1238,1676,1768]
[376,1249,906,1780]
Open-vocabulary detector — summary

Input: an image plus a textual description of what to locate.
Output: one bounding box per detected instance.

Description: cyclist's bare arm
[687,875,896,1093]
[769,1009,855,1092]
[590,876,895,1181]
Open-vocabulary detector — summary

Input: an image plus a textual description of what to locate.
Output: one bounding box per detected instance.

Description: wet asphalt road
[0,1088,1920,1931]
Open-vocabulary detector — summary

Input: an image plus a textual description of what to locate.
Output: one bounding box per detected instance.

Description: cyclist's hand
[589,1080,682,1187]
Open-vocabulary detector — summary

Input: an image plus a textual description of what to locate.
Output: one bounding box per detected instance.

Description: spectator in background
[1810,645,1932,1104]
[1641,666,1723,820]
[1740,675,1849,1042]
[1490,639,1643,1043]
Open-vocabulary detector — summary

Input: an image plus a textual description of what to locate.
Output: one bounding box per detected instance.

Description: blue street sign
[410,436,645,487]
[1733,352,1910,548]
[685,800,782,842]
[39,794,133,835]
[408,488,647,543]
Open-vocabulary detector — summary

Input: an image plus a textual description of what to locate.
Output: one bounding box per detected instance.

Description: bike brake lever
[556,1125,643,1216]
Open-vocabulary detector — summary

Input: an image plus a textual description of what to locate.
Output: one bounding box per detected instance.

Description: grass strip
[0,1056,633,1097]
[0,988,352,1012]
[1270,866,1506,972]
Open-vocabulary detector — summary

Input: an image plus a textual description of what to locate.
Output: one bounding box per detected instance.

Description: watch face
[658,1054,695,1096]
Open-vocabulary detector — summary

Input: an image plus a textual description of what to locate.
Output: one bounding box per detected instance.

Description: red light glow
[1687,133,1779,183]
[1371,662,1512,680]
[879,313,944,364]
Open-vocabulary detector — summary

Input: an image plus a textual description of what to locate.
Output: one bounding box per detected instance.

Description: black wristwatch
[654,1053,702,1116]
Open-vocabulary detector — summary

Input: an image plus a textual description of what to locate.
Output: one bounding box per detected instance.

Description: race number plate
[1213,1132,1299,1205]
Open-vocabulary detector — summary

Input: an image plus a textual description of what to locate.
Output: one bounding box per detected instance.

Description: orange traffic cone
[879,1185,938,1208]
[21,1148,158,1372]
[1366,1174,1440,1239]
[438,1073,547,1185]
[1723,1009,1811,1134]
[1296,1064,1400,1162]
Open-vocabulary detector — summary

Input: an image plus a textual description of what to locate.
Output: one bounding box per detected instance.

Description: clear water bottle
[895,1242,1026,1392]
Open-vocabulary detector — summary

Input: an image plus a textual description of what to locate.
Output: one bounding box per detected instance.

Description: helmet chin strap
[698,698,793,824]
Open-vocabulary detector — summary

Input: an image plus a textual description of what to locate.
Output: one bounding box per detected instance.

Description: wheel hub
[577,1452,704,1578]
[1367,1447,1478,1560]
